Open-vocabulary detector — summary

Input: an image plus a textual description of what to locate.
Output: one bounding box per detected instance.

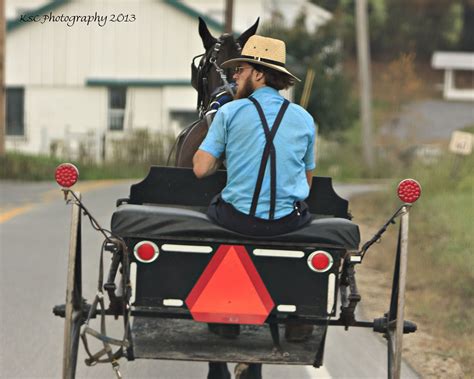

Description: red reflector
[134,241,159,263]
[397,179,421,203]
[312,254,329,270]
[307,251,333,273]
[186,245,274,324]
[55,163,79,188]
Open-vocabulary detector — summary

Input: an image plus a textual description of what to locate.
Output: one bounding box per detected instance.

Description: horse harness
[191,36,241,117]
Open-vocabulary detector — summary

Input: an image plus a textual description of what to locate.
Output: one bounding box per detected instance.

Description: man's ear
[255,70,265,82]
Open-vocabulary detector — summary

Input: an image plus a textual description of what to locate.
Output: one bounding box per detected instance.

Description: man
[193,35,316,379]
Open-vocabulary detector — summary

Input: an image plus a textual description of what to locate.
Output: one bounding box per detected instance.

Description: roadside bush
[0,131,176,181]
[0,152,64,181]
[108,129,175,166]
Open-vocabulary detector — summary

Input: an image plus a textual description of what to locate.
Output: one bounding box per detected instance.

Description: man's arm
[306,170,313,189]
[193,149,221,178]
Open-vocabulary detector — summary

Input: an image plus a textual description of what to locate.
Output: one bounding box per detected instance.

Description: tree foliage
[262,13,357,136]
[312,0,473,59]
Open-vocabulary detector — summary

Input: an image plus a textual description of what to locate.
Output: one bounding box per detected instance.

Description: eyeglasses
[234,66,253,75]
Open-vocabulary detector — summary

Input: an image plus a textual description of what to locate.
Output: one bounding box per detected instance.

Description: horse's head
[192,17,259,115]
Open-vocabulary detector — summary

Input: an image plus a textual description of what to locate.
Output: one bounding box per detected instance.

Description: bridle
[191,36,242,118]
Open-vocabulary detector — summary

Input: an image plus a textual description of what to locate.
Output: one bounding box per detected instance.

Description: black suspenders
[248,97,290,220]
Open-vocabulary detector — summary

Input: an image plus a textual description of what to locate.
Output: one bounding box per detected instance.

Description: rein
[209,39,239,103]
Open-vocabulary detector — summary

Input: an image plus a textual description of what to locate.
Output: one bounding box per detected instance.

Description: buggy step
[132,317,327,366]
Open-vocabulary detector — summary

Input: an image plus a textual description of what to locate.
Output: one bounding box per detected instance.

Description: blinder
[191,53,204,91]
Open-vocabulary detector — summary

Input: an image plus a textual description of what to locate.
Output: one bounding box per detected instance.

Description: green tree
[312,0,467,59]
[262,12,357,136]
[381,0,462,59]
[459,0,474,51]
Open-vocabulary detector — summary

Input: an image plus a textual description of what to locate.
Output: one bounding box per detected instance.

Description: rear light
[134,241,159,263]
[307,251,333,273]
[55,163,79,188]
[397,179,421,203]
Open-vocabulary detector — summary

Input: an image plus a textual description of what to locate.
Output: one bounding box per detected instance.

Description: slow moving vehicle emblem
[186,245,275,324]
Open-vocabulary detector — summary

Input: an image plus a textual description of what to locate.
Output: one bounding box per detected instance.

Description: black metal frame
[53,167,417,379]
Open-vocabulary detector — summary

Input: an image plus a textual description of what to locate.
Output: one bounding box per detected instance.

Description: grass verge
[0,152,151,181]
[350,152,473,377]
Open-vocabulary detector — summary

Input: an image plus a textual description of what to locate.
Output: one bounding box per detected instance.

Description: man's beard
[234,76,254,99]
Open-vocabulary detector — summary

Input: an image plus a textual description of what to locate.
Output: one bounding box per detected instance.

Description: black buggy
[53,164,420,379]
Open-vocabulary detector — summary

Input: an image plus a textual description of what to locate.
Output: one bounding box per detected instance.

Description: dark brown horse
[172,17,259,167]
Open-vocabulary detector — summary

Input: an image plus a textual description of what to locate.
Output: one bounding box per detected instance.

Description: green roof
[86,78,191,87]
[7,0,224,33]
[164,0,224,32]
[7,0,70,32]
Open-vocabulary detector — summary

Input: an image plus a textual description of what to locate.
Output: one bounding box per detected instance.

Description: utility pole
[0,0,5,156]
[355,0,375,171]
[225,0,233,33]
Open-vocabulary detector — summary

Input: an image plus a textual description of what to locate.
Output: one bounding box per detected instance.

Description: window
[169,110,199,130]
[6,88,25,136]
[108,87,127,131]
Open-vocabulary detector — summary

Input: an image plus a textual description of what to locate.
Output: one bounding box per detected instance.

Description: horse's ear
[198,17,217,50]
[237,18,259,47]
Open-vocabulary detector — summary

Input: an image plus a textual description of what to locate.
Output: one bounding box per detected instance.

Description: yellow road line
[0,179,131,224]
[40,179,131,202]
[0,203,35,223]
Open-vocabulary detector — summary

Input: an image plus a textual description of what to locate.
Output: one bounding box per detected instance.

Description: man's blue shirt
[199,86,316,219]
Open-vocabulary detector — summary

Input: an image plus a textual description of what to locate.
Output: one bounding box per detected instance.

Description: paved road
[0,180,418,378]
[380,99,474,143]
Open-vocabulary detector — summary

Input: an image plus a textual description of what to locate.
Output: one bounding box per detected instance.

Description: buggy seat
[111,167,360,250]
[111,204,360,250]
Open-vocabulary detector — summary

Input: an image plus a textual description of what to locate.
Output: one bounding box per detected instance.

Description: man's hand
[193,150,221,178]
[306,170,313,189]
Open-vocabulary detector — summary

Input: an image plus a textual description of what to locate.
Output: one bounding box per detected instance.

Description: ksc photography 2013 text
[19,11,136,27]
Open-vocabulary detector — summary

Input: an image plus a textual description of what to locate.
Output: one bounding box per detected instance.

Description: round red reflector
[134,241,159,263]
[55,163,79,188]
[307,251,333,273]
[397,179,421,203]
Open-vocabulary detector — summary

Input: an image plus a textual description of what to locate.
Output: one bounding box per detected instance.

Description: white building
[5,0,330,159]
[6,0,230,158]
[431,52,474,101]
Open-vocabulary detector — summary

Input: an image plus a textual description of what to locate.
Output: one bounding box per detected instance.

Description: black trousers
[206,195,311,379]
[207,195,312,236]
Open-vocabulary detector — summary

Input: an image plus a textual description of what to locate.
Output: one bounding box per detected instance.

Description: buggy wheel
[386,210,410,379]
[63,195,83,379]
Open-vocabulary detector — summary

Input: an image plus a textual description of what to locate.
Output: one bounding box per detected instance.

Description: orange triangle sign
[186,245,274,324]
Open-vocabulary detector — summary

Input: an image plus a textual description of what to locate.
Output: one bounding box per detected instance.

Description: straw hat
[222,35,300,81]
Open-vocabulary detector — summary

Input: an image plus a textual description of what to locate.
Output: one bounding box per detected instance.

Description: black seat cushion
[111,204,360,250]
